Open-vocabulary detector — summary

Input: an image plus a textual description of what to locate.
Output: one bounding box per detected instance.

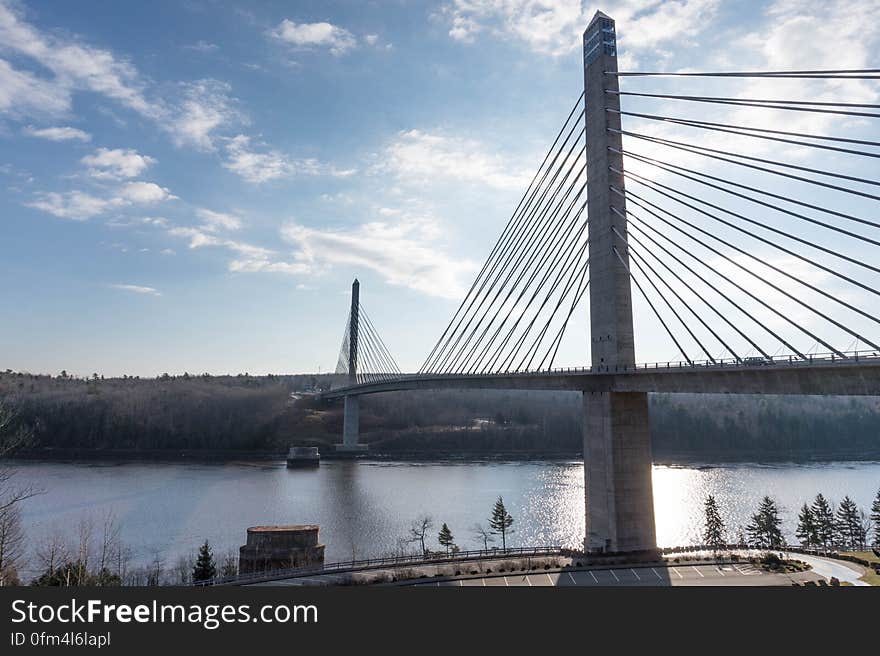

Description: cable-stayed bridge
[318,11,880,556]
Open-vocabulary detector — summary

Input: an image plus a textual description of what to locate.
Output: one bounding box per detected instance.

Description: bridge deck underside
[321,362,880,398]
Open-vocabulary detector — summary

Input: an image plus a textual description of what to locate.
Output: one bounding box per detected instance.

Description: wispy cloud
[378,129,531,190]
[269,19,357,56]
[23,125,91,142]
[183,40,219,53]
[166,79,243,151]
[27,181,175,220]
[196,207,242,232]
[281,215,477,299]
[441,0,720,57]
[222,134,353,183]
[109,283,161,297]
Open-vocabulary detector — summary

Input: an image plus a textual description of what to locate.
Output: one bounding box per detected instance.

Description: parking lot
[407,562,817,587]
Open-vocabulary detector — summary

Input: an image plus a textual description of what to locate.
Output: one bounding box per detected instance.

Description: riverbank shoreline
[7,447,880,465]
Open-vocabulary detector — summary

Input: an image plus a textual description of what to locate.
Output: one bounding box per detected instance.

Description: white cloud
[364,34,379,45]
[281,216,477,298]
[167,79,242,151]
[117,181,175,203]
[26,190,117,220]
[23,125,90,141]
[0,1,156,117]
[441,1,721,57]
[196,207,242,232]
[222,134,352,183]
[110,284,161,297]
[379,129,531,190]
[183,40,219,53]
[0,58,70,117]
[81,148,155,179]
[269,19,356,55]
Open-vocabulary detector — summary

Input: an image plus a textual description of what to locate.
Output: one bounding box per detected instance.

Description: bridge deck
[321,354,880,398]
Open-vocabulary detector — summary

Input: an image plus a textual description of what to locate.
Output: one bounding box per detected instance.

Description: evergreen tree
[871,488,880,547]
[795,503,818,548]
[835,496,861,550]
[489,497,514,550]
[438,523,455,555]
[811,493,835,550]
[745,496,784,549]
[191,540,216,582]
[702,495,726,550]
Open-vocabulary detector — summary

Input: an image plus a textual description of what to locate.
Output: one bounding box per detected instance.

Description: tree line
[702,489,880,551]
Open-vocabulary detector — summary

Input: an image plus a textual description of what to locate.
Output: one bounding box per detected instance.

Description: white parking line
[631,568,641,581]
[503,576,509,587]
[589,570,598,583]
[610,569,619,582]
[481,578,486,587]
[651,567,662,580]
[671,567,683,579]
[568,572,577,585]
[546,573,554,586]
[716,566,725,576]
[458,579,463,587]
[691,566,705,578]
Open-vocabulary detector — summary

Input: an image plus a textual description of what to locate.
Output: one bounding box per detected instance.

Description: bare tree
[471,523,494,551]
[97,511,122,574]
[219,551,238,579]
[146,550,164,586]
[36,528,69,577]
[0,401,39,516]
[408,515,434,557]
[174,553,194,585]
[0,504,25,585]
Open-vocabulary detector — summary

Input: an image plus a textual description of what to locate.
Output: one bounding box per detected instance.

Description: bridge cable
[464,187,590,373]
[617,188,858,357]
[424,125,586,373]
[516,254,590,372]
[359,305,402,374]
[613,225,730,363]
[611,148,880,243]
[611,129,880,198]
[607,109,880,157]
[607,68,880,79]
[605,91,880,119]
[420,94,585,372]
[611,227,713,362]
[618,219,748,363]
[613,166,880,313]
[620,187,872,354]
[434,143,587,374]
[443,155,588,373]
[432,136,586,374]
[445,161,586,374]
[613,245,692,365]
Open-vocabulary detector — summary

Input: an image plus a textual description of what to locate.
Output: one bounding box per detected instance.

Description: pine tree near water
[870,488,880,547]
[192,540,216,583]
[795,503,818,548]
[702,495,726,550]
[835,496,861,550]
[745,496,784,549]
[489,497,515,550]
[811,493,835,550]
[438,523,455,555]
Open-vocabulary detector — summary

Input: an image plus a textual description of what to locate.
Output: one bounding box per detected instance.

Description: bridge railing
[326,349,880,390]
[194,545,564,586]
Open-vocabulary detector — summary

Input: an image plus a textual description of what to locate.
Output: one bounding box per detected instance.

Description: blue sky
[1,0,878,377]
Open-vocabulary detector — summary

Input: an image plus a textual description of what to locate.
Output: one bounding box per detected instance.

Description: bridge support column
[337,395,367,455]
[584,391,656,554]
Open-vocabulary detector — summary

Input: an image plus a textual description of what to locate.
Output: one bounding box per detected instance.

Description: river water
[7,459,880,576]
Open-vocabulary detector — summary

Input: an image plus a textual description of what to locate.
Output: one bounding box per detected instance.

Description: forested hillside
[2,370,879,460]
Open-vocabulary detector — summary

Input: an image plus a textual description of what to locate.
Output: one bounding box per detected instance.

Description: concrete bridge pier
[583,391,656,554]
[336,394,367,455]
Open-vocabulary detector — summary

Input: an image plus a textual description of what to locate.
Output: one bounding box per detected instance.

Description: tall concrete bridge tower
[582,11,656,554]
[338,279,367,454]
